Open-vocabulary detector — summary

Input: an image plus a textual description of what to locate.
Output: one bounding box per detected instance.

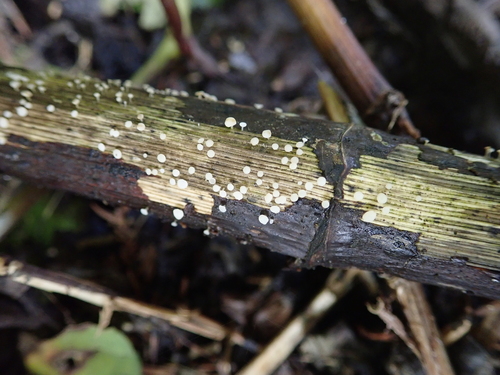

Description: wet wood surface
[0,66,499,299]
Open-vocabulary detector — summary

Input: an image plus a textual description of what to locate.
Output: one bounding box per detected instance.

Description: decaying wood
[0,66,499,299]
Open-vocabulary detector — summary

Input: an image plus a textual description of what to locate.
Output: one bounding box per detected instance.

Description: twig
[160,0,192,57]
[387,277,455,375]
[0,256,246,345]
[236,269,359,375]
[287,0,420,138]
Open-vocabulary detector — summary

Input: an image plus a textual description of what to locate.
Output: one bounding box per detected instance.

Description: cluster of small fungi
[0,70,334,227]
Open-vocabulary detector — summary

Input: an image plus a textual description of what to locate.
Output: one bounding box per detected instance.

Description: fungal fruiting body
[0,68,335,229]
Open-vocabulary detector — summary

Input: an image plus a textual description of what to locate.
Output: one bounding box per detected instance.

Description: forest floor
[1,0,500,374]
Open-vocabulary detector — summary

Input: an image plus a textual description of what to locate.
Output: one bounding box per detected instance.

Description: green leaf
[8,194,82,247]
[25,323,142,375]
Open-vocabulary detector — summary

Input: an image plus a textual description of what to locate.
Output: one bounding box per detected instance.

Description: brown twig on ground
[160,0,192,57]
[287,0,420,138]
[387,277,455,375]
[236,269,359,375]
[159,0,220,77]
[0,256,246,345]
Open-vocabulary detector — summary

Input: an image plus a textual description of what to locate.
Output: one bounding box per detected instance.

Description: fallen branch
[0,66,499,298]
[0,256,245,344]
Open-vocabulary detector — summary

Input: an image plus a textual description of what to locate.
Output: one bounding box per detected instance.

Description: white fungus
[188,167,196,174]
[219,205,227,213]
[284,144,293,152]
[289,163,297,170]
[275,196,287,204]
[256,179,263,186]
[265,193,273,203]
[16,107,28,117]
[243,166,251,174]
[272,190,280,198]
[169,178,176,185]
[362,210,377,223]
[281,157,289,165]
[262,130,272,139]
[250,137,259,146]
[205,173,213,180]
[382,206,391,215]
[197,144,204,151]
[213,185,221,192]
[298,190,307,198]
[70,110,78,118]
[258,214,269,225]
[415,196,423,202]
[385,183,393,190]
[173,208,184,220]
[124,120,133,128]
[97,143,105,152]
[177,179,188,189]
[322,200,330,209]
[296,149,304,156]
[239,122,247,130]
[305,182,314,191]
[254,103,264,109]
[205,139,214,147]
[160,133,166,140]
[145,169,152,175]
[270,206,280,214]
[137,122,146,131]
[140,208,148,215]
[220,190,227,198]
[113,149,122,159]
[353,192,364,201]
[225,117,237,127]
[272,182,279,189]
[3,111,12,118]
[233,191,243,200]
[172,169,180,177]
[257,171,264,177]
[377,193,388,204]
[227,183,234,191]
[271,143,279,150]
[240,186,248,194]
[0,118,8,128]
[207,150,215,158]
[46,104,55,112]
[317,177,327,186]
[290,194,299,202]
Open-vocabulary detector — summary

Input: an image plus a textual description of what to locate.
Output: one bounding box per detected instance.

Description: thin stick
[287,0,420,138]
[0,257,245,345]
[388,277,455,375]
[236,269,358,375]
